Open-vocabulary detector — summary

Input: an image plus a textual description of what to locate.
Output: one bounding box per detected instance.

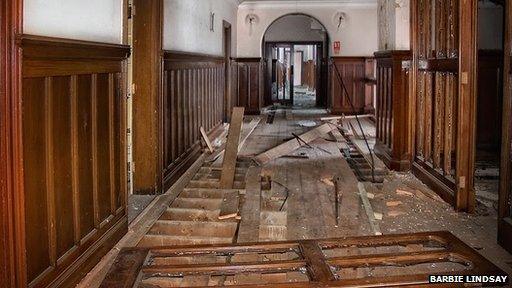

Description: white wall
[237,1,378,57]
[24,0,123,44]
[265,15,326,42]
[378,0,410,51]
[163,0,238,56]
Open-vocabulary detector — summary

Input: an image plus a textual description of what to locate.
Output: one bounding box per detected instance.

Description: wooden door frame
[498,0,512,254]
[132,0,163,195]
[264,41,324,106]
[1,0,24,287]
[223,20,232,122]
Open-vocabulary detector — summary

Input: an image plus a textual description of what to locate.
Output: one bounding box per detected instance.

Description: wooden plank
[209,118,260,164]
[99,248,149,288]
[200,126,214,153]
[357,183,382,236]
[254,123,333,165]
[299,241,335,281]
[237,166,261,242]
[219,107,245,188]
[218,190,240,220]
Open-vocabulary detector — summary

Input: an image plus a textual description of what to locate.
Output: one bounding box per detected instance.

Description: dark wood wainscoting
[235,58,263,115]
[162,51,226,190]
[374,50,413,171]
[20,35,130,287]
[330,57,367,115]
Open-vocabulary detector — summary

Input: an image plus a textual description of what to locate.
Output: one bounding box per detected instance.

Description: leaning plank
[210,118,261,163]
[254,123,333,165]
[200,126,214,153]
[237,166,262,242]
[219,190,240,220]
[358,182,382,236]
[219,107,245,188]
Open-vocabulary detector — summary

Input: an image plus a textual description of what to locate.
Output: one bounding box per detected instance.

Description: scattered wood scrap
[321,178,335,187]
[386,201,403,207]
[396,189,414,197]
[200,126,214,153]
[219,107,245,189]
[254,123,333,165]
[218,190,240,220]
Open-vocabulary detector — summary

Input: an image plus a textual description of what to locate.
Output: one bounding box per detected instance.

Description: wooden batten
[18,35,130,288]
[373,50,413,172]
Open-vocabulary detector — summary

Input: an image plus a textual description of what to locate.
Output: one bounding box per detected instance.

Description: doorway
[474,0,505,212]
[261,14,329,109]
[265,42,323,108]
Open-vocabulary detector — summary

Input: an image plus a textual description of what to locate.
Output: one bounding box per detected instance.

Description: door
[411,0,477,212]
[498,0,512,254]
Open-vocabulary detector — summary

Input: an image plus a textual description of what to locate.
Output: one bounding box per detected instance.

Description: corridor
[1,0,512,287]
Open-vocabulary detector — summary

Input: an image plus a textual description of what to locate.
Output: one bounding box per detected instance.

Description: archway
[261,13,331,109]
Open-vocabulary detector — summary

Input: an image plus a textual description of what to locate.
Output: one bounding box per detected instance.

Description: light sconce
[245,14,259,36]
[210,12,215,32]
[333,12,347,30]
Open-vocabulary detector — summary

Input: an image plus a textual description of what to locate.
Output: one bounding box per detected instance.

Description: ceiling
[239,0,377,3]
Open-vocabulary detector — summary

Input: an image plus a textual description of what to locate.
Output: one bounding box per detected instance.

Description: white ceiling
[239,0,377,3]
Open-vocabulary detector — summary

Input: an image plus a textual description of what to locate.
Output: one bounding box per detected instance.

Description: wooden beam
[219,107,245,188]
[254,123,333,165]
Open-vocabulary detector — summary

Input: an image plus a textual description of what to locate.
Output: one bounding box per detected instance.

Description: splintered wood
[219,107,245,189]
[101,232,507,288]
[254,123,333,165]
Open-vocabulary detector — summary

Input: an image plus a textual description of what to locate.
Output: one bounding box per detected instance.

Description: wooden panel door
[498,0,512,254]
[411,0,477,212]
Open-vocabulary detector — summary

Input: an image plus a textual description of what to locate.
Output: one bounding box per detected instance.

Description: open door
[498,0,512,254]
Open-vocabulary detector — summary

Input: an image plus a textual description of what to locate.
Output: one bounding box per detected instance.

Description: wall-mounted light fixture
[210,12,215,32]
[333,12,347,30]
[245,13,259,36]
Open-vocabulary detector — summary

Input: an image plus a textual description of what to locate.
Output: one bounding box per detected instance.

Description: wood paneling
[235,58,263,115]
[364,58,376,114]
[162,51,226,190]
[410,0,476,210]
[132,0,163,195]
[374,51,413,171]
[330,57,366,115]
[20,35,129,287]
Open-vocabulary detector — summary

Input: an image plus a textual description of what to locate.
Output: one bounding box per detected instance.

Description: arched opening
[261,13,330,109]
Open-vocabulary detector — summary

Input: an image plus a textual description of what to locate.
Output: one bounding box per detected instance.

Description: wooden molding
[20,34,130,60]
